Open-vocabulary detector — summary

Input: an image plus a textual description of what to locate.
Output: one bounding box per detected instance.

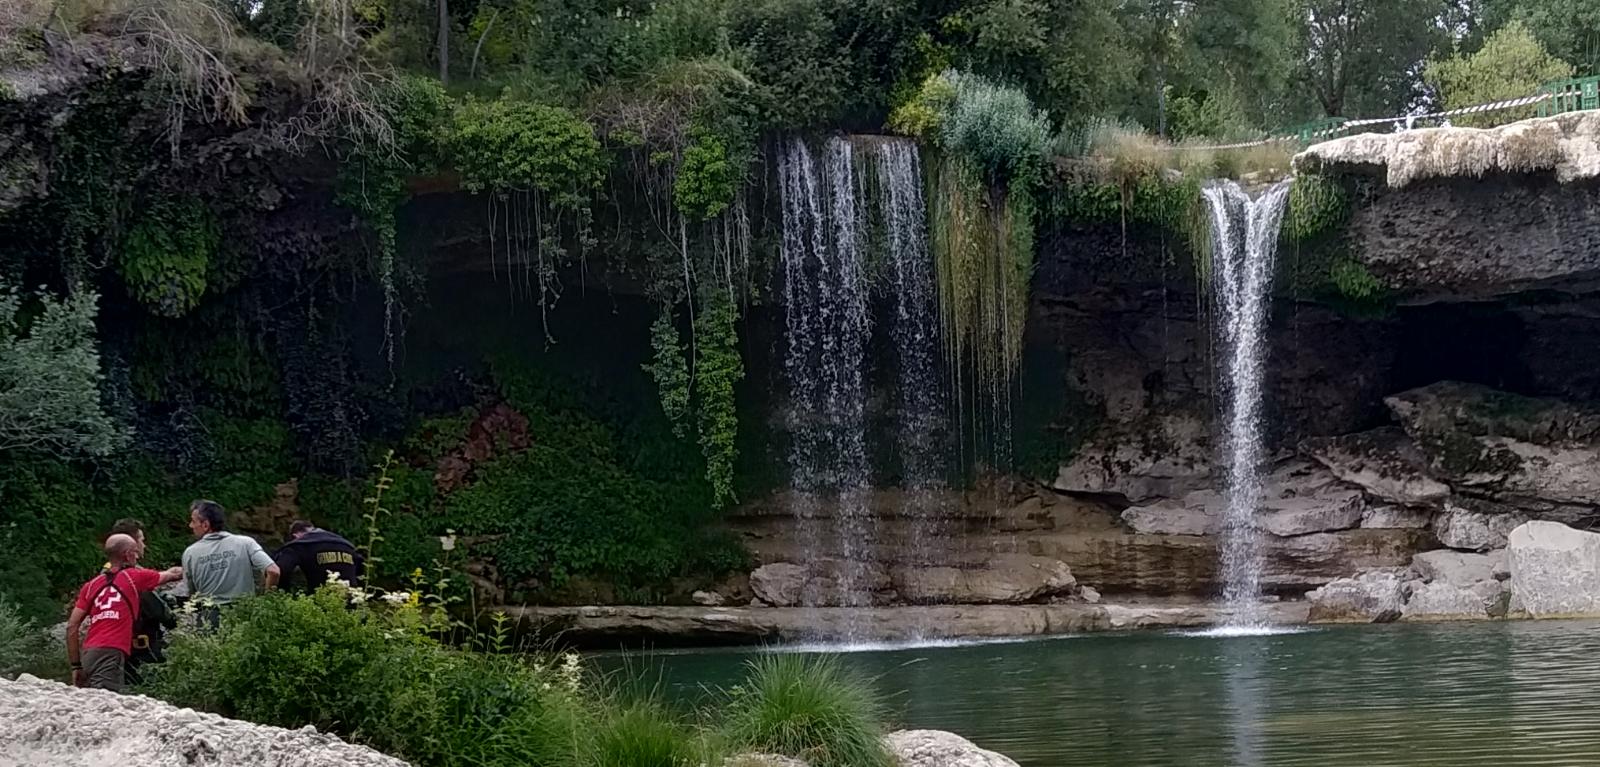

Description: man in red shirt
[66,533,183,691]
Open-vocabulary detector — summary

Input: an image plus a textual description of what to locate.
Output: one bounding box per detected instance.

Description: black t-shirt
[273,530,364,593]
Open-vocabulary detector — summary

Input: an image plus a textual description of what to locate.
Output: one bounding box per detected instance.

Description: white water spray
[1201,179,1292,629]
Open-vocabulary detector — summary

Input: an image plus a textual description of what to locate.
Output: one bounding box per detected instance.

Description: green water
[608,620,1600,766]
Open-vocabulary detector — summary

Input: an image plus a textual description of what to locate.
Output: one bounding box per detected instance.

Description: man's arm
[272,546,300,592]
[157,566,183,586]
[247,538,280,592]
[65,607,87,687]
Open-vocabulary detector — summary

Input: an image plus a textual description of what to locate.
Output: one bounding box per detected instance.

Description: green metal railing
[1538,76,1600,116]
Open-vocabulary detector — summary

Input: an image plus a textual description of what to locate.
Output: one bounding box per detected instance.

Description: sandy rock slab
[0,675,408,767]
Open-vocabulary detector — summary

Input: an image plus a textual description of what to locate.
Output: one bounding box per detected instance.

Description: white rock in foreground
[887,729,1021,767]
[0,675,407,767]
[1508,521,1600,618]
[1306,570,1408,623]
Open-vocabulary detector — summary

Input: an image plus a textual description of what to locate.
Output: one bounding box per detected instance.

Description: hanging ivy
[644,306,692,439]
[119,196,219,318]
[693,291,743,506]
[672,128,737,221]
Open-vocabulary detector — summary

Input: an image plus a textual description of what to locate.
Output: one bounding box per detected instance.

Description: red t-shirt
[74,567,162,655]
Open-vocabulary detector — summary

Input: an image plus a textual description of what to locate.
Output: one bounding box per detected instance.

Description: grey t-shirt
[182,532,275,605]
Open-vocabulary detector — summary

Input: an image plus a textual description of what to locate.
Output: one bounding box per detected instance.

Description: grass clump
[720,654,893,767]
[0,593,59,679]
[589,701,715,767]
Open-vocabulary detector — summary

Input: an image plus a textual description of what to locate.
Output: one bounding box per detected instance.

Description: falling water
[1201,178,1293,628]
[778,137,875,615]
[876,140,947,568]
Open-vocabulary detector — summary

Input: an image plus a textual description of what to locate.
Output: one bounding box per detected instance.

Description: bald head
[105,533,140,565]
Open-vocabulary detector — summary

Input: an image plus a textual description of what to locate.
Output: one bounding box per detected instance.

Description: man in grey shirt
[181,499,280,606]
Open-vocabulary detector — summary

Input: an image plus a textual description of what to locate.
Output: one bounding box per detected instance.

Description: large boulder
[1255,489,1364,537]
[1432,501,1527,551]
[1507,521,1600,617]
[893,555,1076,605]
[1302,428,1450,505]
[1306,570,1409,623]
[0,675,407,767]
[886,730,1020,767]
[748,561,893,608]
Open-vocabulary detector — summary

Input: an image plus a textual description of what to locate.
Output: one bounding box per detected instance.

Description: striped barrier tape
[1175,92,1556,152]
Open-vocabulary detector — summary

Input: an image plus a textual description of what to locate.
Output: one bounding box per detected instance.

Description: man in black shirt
[273,520,364,593]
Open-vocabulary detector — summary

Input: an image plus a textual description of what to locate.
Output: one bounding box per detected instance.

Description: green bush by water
[140,588,888,767]
[720,654,894,767]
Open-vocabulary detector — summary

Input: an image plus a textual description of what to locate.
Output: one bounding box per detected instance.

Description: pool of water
[602,620,1600,766]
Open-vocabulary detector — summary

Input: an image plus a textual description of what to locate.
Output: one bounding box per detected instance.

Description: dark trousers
[81,647,127,692]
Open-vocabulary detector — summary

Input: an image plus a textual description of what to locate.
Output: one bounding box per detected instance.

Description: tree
[1426,19,1573,126]
[1299,0,1450,117]
[1477,0,1600,76]
[0,283,127,459]
[1189,0,1300,126]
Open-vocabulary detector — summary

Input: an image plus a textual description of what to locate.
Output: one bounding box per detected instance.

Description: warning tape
[1175,92,1556,152]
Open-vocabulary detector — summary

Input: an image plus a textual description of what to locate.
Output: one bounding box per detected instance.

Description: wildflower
[381,591,412,605]
[558,652,583,694]
[439,534,456,552]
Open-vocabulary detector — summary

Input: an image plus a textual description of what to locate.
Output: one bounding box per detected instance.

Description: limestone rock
[1306,570,1409,623]
[1411,549,1497,587]
[1360,505,1434,530]
[1302,428,1450,505]
[692,590,725,606]
[749,563,807,607]
[1433,502,1528,551]
[1507,521,1600,617]
[1120,492,1220,536]
[1054,415,1211,504]
[748,561,893,608]
[1402,581,1495,621]
[886,730,1020,767]
[1255,488,1364,537]
[893,555,1076,605]
[0,675,408,767]
[1079,585,1102,604]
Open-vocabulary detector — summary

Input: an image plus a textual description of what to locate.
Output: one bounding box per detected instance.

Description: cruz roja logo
[91,588,124,624]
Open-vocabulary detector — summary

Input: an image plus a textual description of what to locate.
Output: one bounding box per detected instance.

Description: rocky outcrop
[1306,570,1408,623]
[506,601,1311,645]
[887,730,1020,767]
[0,675,407,767]
[433,402,532,493]
[1432,502,1528,551]
[1411,549,1503,586]
[750,556,1078,607]
[1302,428,1449,505]
[1507,521,1600,618]
[1054,414,1211,504]
[1294,112,1600,188]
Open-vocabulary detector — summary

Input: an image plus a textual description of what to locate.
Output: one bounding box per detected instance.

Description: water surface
[610,620,1600,766]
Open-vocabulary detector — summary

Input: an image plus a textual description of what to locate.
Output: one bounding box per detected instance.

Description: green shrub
[0,593,57,679]
[720,654,893,767]
[119,197,218,318]
[1283,173,1348,244]
[900,69,1051,186]
[448,98,606,207]
[588,701,713,767]
[143,588,594,767]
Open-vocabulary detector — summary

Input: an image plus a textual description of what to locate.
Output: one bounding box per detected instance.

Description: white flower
[439,534,457,552]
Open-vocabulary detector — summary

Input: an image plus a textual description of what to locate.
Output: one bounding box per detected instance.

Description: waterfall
[877,140,946,565]
[778,136,945,633]
[778,137,875,614]
[1201,178,1292,628]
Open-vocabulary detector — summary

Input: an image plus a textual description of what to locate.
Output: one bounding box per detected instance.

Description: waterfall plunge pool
[598,619,1600,766]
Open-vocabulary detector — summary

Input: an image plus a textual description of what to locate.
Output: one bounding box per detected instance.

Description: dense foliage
[1426,20,1575,127]
[136,587,890,767]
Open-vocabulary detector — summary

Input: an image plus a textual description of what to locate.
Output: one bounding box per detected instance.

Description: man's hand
[263,563,281,592]
[71,668,85,688]
[159,566,183,585]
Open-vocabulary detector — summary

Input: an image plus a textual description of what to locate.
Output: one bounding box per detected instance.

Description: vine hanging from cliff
[118,196,219,318]
[692,291,743,505]
[447,97,605,341]
[895,69,1047,472]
